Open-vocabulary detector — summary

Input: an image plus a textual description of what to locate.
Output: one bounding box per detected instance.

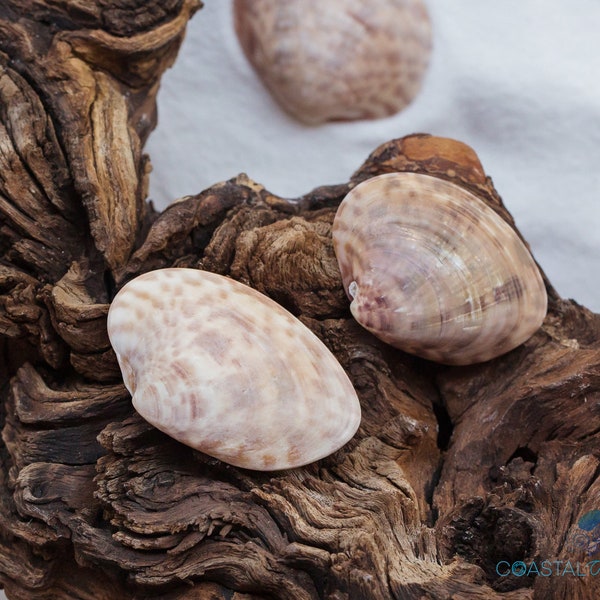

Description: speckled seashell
[107,268,361,470]
[332,173,548,365]
[233,0,432,124]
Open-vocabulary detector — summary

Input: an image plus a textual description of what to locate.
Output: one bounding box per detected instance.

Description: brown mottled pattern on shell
[234,0,431,124]
[332,173,548,365]
[107,269,361,470]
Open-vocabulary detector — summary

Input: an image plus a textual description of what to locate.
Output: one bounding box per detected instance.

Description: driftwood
[1,2,599,599]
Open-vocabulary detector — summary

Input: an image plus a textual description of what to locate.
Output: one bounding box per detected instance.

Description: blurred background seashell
[233,0,432,124]
[107,268,361,470]
[332,172,548,365]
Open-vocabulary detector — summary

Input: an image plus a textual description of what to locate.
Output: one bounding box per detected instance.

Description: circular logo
[578,510,600,532]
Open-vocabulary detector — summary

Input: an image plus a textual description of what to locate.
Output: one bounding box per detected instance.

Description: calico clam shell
[332,172,548,365]
[107,268,361,471]
[234,0,432,124]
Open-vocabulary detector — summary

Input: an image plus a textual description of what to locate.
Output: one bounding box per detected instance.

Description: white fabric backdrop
[146,0,600,312]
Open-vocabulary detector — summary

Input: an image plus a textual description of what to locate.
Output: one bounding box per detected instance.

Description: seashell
[332,172,548,365]
[233,0,432,124]
[107,268,361,470]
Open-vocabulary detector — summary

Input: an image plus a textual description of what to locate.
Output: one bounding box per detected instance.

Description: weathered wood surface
[1,2,599,599]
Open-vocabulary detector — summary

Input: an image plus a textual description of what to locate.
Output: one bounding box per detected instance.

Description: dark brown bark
[1,2,599,599]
